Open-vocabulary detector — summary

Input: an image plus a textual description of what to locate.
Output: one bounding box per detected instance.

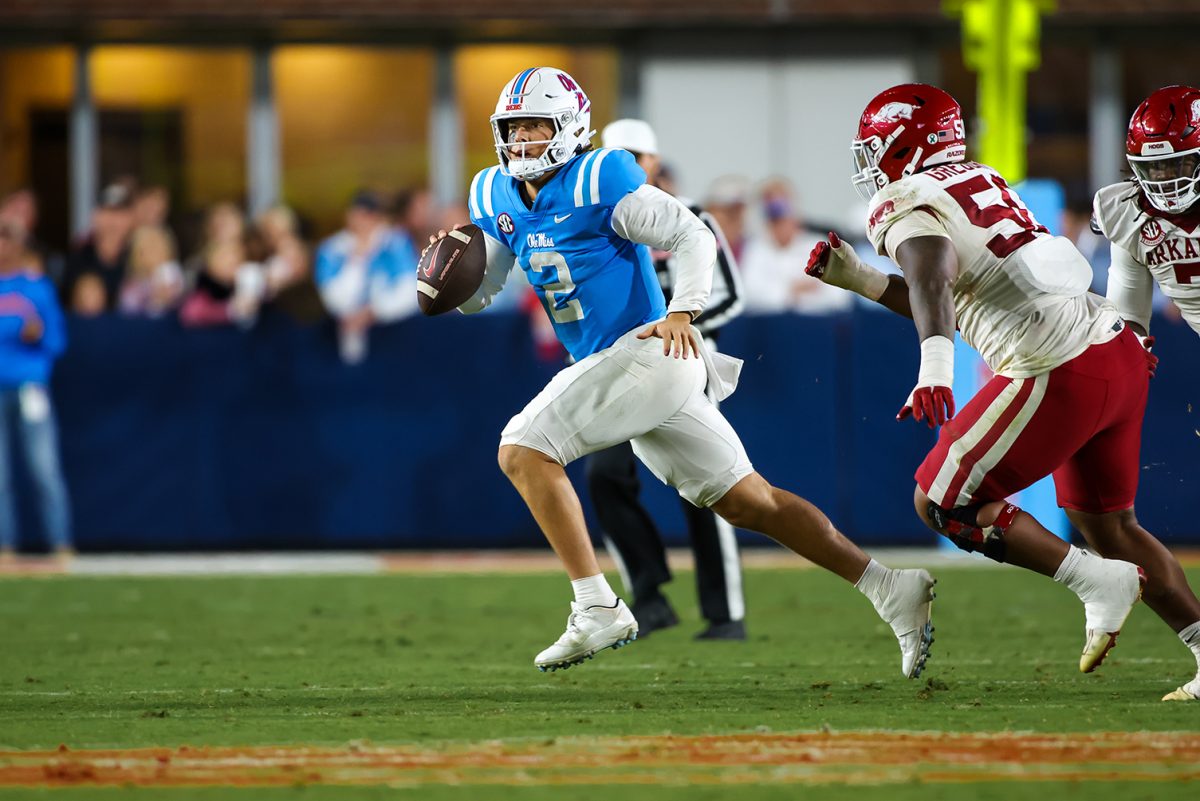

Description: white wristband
[857,268,889,302]
[825,242,889,301]
[917,335,955,388]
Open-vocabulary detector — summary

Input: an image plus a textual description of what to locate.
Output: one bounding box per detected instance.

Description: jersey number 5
[944,173,1048,259]
[530,252,585,323]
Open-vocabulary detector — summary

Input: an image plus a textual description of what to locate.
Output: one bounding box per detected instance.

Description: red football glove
[805,233,839,279]
[1142,335,1158,378]
[805,232,889,301]
[897,386,956,428]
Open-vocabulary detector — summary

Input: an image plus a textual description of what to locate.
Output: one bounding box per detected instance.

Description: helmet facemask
[491,110,580,182]
[851,135,889,201]
[850,126,925,202]
[1128,148,1200,213]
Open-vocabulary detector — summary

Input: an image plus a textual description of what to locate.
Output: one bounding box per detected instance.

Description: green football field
[1,561,1198,799]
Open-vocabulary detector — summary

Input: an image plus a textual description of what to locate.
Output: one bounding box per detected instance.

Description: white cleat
[876,569,936,679]
[1079,563,1146,673]
[534,599,638,672]
[1162,686,1198,702]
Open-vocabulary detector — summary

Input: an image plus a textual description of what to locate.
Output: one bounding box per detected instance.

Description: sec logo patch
[498,213,515,234]
[1141,219,1166,247]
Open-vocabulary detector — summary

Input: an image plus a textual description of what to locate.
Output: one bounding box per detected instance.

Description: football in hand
[416,224,487,315]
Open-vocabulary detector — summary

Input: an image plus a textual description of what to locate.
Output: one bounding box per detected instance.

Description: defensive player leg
[916,346,1146,672]
[1053,365,1200,696]
[915,371,1077,574]
[1051,339,1192,621]
[1067,507,1200,632]
[913,486,1067,576]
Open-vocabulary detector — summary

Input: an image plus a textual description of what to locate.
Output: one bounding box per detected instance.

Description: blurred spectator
[70,274,108,318]
[0,219,72,561]
[61,183,135,313]
[315,189,420,364]
[437,201,471,235]
[119,225,185,318]
[654,162,679,197]
[133,185,171,229]
[179,238,262,328]
[0,189,48,276]
[705,175,750,263]
[256,205,309,297]
[253,205,325,323]
[395,188,435,248]
[741,178,852,314]
[185,201,246,283]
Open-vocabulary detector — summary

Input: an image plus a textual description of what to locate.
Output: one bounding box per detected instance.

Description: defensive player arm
[611,185,717,318]
[805,232,913,319]
[893,234,959,426]
[895,235,958,341]
[458,233,516,315]
[1104,244,1154,337]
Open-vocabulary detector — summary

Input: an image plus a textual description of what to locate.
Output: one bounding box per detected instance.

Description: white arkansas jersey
[1092,181,1200,334]
[866,161,1123,378]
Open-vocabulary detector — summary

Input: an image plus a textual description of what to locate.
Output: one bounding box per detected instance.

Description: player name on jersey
[866,161,1122,378]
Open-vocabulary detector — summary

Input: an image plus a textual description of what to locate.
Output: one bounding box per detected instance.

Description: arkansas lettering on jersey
[865,161,1123,378]
[1092,181,1200,333]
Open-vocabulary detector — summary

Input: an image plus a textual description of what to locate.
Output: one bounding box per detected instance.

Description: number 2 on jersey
[944,172,1048,259]
[529,251,585,323]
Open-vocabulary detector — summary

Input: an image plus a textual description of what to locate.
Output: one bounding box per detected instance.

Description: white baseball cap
[602,118,659,156]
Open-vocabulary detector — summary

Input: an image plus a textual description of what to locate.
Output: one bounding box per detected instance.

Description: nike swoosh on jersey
[554,213,573,223]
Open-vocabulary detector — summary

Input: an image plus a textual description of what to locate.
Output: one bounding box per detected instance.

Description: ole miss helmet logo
[498,213,515,234]
[1141,219,1166,247]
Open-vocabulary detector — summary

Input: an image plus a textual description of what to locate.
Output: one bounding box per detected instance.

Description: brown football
[416,224,487,315]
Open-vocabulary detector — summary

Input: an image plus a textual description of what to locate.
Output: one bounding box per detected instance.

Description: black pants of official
[585,440,745,625]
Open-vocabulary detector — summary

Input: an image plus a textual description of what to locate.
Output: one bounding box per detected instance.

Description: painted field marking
[2,731,1198,788]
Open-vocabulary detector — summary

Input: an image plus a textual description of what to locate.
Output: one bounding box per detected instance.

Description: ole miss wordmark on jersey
[468,148,667,362]
[1093,181,1200,334]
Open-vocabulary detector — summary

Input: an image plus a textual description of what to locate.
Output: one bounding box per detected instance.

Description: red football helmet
[1126,85,1200,213]
[852,84,967,201]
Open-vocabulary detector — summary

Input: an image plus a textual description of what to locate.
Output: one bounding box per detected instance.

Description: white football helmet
[491,67,594,181]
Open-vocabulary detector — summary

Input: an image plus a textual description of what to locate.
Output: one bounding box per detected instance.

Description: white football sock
[1053,545,1137,631]
[1052,545,1089,591]
[1178,621,1200,694]
[854,559,893,610]
[571,574,618,609]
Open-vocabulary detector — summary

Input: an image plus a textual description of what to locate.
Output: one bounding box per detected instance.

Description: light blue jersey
[469,148,667,361]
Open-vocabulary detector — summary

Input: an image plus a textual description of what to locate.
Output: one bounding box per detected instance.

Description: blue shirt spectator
[315,190,420,363]
[0,221,73,558]
[0,269,66,387]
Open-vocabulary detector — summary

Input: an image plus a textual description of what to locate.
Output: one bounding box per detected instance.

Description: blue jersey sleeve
[468,166,503,241]
[595,148,646,209]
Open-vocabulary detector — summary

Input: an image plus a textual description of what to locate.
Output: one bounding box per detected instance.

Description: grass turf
[1,564,1197,797]
[3,565,1199,746]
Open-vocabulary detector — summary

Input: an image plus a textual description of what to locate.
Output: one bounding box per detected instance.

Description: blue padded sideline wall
[27,309,1200,551]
